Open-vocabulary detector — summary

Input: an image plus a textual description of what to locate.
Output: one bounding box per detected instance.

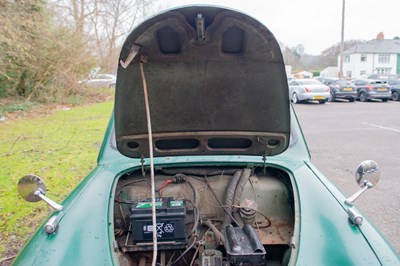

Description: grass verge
[0,87,114,119]
[0,100,114,263]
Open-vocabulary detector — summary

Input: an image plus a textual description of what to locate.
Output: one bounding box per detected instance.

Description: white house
[320,66,338,78]
[337,32,400,78]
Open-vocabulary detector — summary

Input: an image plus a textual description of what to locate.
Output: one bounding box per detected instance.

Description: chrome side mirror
[345,160,380,225]
[345,160,380,206]
[355,160,380,188]
[18,175,63,212]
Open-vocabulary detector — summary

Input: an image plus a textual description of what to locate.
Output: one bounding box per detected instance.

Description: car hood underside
[114,6,290,159]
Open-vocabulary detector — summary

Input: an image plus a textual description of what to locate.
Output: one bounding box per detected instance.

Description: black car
[388,80,400,101]
[351,79,391,102]
[323,78,357,102]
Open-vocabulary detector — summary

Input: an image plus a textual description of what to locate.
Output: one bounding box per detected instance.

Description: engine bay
[113,166,295,265]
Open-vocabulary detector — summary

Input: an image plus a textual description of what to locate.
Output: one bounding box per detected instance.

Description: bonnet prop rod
[139,55,158,266]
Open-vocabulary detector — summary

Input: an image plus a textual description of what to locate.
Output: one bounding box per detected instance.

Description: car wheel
[382,98,388,102]
[328,92,335,102]
[392,91,399,101]
[349,98,355,102]
[292,93,299,104]
[319,100,326,104]
[359,92,367,102]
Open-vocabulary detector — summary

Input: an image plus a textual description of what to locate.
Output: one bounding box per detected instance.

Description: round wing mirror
[18,174,47,202]
[355,160,380,188]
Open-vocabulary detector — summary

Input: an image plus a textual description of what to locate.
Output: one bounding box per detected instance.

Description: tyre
[292,93,299,104]
[349,98,355,102]
[319,100,326,104]
[382,98,388,102]
[328,92,335,102]
[392,91,399,101]
[359,92,367,102]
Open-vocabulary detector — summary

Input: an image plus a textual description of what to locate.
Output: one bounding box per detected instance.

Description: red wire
[158,179,172,196]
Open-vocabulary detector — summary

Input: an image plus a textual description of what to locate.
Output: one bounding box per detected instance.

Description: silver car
[289,79,330,104]
[81,74,116,88]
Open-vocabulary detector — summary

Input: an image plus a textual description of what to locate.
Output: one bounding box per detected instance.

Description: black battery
[130,197,187,245]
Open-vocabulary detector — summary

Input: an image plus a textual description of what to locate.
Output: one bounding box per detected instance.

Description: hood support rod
[139,55,158,266]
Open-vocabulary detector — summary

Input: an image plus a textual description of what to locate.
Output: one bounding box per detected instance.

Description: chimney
[377,32,384,40]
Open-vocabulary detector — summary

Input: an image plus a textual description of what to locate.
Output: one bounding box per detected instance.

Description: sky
[160,0,400,55]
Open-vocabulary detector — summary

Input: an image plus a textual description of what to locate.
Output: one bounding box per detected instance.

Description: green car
[14,5,399,266]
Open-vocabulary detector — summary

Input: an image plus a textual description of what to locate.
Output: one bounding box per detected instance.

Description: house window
[360,70,366,75]
[376,68,390,75]
[346,70,352,78]
[361,54,367,62]
[345,55,350,62]
[378,54,390,63]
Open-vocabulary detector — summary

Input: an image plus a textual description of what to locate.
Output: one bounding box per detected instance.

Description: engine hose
[222,170,242,229]
[161,167,242,176]
[232,168,252,227]
[201,219,225,245]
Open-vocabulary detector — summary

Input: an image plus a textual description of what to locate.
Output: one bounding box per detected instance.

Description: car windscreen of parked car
[335,80,352,86]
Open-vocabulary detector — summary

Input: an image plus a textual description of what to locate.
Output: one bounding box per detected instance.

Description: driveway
[294,100,400,254]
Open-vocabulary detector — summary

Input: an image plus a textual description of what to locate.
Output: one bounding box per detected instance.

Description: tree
[53,0,158,73]
[321,40,365,66]
[0,0,158,100]
[0,0,95,100]
[282,45,308,72]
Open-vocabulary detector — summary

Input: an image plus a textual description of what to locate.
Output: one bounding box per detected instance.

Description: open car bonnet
[115,6,290,158]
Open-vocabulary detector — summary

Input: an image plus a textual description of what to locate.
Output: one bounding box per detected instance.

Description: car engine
[113,166,295,266]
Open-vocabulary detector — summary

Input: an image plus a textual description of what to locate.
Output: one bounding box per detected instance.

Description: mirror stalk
[34,189,64,212]
[345,181,373,206]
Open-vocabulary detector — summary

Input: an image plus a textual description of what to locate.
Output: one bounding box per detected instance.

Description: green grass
[0,101,114,260]
[0,101,38,117]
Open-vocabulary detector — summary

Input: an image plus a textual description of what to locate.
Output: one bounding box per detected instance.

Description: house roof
[344,39,400,54]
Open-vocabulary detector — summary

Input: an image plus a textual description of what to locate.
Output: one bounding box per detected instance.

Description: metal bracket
[140,155,146,177]
[262,153,267,174]
[347,207,363,225]
[44,212,62,234]
[195,13,205,42]
[120,44,140,69]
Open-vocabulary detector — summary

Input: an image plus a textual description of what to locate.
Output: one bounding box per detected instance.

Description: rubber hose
[232,168,252,227]
[161,167,241,176]
[222,170,242,229]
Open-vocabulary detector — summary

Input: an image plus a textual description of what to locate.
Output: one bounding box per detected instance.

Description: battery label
[143,222,175,239]
[169,200,184,207]
[136,202,163,209]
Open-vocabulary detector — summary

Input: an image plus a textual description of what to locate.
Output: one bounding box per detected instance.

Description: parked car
[315,76,326,83]
[323,78,357,102]
[363,74,400,80]
[352,79,391,102]
[80,73,116,88]
[388,80,400,101]
[14,6,399,266]
[288,79,330,104]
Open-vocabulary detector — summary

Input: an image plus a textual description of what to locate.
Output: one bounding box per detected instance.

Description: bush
[0,0,95,102]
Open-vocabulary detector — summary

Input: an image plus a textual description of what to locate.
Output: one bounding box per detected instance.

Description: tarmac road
[293,99,400,254]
